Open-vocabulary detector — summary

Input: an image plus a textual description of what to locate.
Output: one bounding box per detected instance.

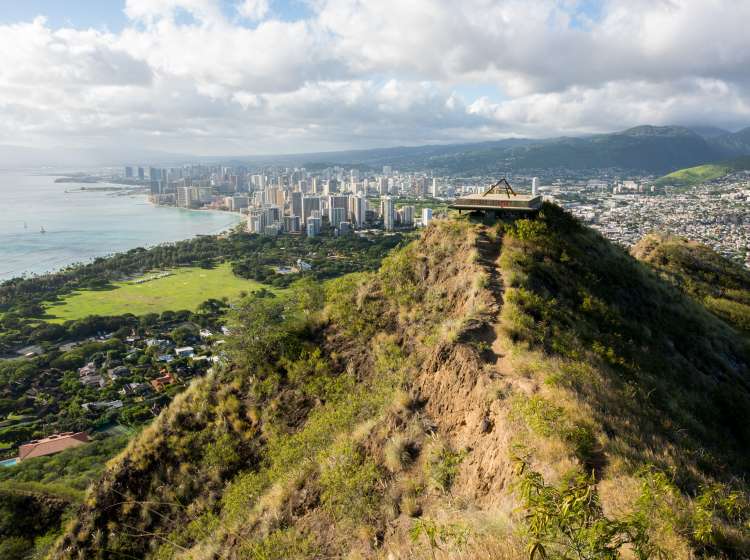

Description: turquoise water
[0,457,18,467]
[0,173,242,281]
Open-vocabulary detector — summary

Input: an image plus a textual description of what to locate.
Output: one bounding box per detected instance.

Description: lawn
[45,263,275,322]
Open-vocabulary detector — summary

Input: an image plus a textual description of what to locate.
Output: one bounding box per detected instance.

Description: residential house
[18,432,90,462]
[175,346,195,358]
[150,371,176,392]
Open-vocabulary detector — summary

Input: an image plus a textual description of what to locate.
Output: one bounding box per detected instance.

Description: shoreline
[0,175,243,283]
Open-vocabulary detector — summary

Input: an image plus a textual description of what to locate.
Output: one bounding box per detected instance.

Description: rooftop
[18,431,89,462]
[450,179,542,212]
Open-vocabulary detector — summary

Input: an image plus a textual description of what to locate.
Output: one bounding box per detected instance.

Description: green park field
[45,263,273,322]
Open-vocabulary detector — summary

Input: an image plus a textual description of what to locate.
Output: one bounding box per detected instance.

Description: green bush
[515,460,663,560]
[319,440,381,523]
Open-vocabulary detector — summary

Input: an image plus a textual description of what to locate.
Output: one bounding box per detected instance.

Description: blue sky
[0,0,313,30]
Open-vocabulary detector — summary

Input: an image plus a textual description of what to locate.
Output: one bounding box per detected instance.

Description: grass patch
[654,155,750,188]
[44,262,277,322]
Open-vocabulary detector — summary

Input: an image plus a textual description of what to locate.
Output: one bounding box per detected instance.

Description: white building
[382,196,395,231]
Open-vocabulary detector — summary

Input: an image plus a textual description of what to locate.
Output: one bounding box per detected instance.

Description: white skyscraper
[532,177,539,196]
[422,207,433,226]
[382,196,395,231]
[349,194,367,228]
[431,178,438,198]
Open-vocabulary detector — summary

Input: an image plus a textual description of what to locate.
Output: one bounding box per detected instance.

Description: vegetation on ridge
[654,156,750,187]
[45,208,750,559]
[632,233,750,335]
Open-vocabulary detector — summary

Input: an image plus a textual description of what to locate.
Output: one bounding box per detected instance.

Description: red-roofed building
[150,371,176,392]
[18,432,90,462]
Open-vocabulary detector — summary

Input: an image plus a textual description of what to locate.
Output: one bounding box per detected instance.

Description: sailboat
[40,226,46,234]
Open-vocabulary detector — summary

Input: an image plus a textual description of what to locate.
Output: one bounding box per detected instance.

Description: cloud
[1,0,750,158]
[237,0,270,21]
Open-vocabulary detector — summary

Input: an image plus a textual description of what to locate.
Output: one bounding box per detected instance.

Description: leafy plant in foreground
[514,458,665,560]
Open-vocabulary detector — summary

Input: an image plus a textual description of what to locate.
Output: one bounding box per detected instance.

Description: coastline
[0,173,243,282]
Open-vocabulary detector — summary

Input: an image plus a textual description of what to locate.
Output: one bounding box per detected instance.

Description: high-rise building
[382,196,395,231]
[349,195,367,228]
[378,177,388,196]
[398,205,415,227]
[422,207,433,226]
[532,177,539,196]
[290,191,303,222]
[328,195,349,213]
[302,196,321,225]
[247,208,265,233]
[197,186,213,204]
[323,179,339,195]
[230,196,249,211]
[383,165,392,177]
[414,177,426,198]
[331,207,347,229]
[431,178,438,198]
[306,212,322,237]
[125,166,133,178]
[283,215,301,233]
[176,186,194,208]
[137,167,145,180]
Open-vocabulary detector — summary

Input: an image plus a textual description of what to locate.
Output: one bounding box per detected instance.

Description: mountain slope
[633,233,750,334]
[228,125,744,174]
[653,155,750,187]
[51,208,750,559]
[505,126,724,173]
[712,127,750,156]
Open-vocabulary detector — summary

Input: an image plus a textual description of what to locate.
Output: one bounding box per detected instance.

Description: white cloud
[237,0,270,21]
[1,0,750,157]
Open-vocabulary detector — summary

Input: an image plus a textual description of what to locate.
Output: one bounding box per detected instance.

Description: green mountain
[504,125,724,173]
[234,125,750,174]
[654,155,750,187]
[49,207,750,559]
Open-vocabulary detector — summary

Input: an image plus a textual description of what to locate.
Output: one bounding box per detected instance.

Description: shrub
[319,440,381,523]
[425,441,466,492]
[240,528,318,560]
[383,434,413,473]
[515,460,664,560]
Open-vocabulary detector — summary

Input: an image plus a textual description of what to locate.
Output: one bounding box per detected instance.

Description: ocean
[0,173,243,282]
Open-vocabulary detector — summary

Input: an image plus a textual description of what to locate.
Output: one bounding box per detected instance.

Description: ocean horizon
[0,173,242,282]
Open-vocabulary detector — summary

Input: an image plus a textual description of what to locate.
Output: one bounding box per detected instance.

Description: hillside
[654,156,750,187]
[234,125,750,174]
[50,207,750,559]
[632,234,750,334]
[505,126,724,174]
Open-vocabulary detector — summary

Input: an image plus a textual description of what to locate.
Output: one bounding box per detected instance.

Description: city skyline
[2,0,750,161]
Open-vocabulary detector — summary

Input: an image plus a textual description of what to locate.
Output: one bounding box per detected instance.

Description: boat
[40,226,46,234]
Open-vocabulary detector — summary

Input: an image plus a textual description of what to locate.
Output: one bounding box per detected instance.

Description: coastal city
[115,163,750,268]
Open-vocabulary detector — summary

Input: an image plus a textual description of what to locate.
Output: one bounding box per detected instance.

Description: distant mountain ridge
[233,124,750,174]
[4,124,750,175]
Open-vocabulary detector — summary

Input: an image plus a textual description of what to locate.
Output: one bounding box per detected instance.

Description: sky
[1,0,750,158]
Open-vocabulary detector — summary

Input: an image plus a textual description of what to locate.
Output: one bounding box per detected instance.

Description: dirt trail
[473,228,514,378]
